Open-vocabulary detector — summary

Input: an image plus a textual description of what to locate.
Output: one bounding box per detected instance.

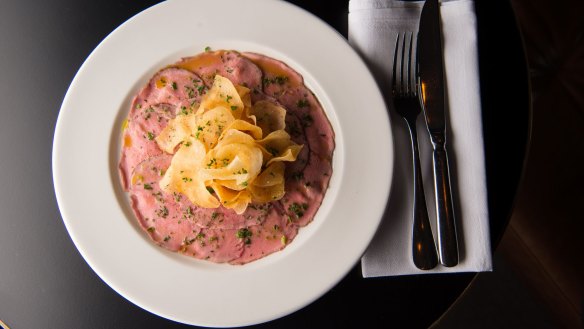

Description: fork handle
[432,141,459,267]
[407,120,438,270]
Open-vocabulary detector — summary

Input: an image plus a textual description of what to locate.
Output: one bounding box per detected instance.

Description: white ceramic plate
[52,0,393,327]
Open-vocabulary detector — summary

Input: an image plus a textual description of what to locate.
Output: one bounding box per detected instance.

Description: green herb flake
[301,114,314,127]
[288,202,307,218]
[183,237,196,246]
[230,105,238,111]
[274,76,288,85]
[204,46,211,52]
[296,99,309,108]
[292,172,304,181]
[157,206,169,218]
[236,228,253,245]
[171,82,177,90]
[147,227,155,233]
[143,183,153,190]
[147,132,155,140]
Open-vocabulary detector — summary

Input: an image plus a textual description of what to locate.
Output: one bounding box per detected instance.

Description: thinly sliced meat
[242,52,304,98]
[129,155,262,262]
[280,150,332,227]
[119,103,175,189]
[129,154,196,251]
[229,208,299,265]
[132,67,207,112]
[274,87,334,228]
[184,202,271,230]
[120,67,206,189]
[277,86,335,160]
[176,50,263,93]
[180,228,245,263]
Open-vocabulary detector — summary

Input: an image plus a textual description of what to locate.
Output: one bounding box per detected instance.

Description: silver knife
[417,0,459,267]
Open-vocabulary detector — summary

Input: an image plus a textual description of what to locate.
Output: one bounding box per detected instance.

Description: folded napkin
[349,0,492,277]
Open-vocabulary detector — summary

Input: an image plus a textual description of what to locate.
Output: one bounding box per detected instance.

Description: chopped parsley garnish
[143,183,153,190]
[183,237,196,246]
[147,132,155,140]
[206,158,217,168]
[301,114,314,127]
[230,105,238,111]
[234,168,248,175]
[211,212,219,220]
[152,191,163,202]
[291,172,304,181]
[297,99,309,108]
[157,206,169,218]
[171,82,177,90]
[185,86,195,98]
[288,202,308,218]
[184,207,193,218]
[182,177,193,182]
[288,121,302,137]
[184,141,192,147]
[262,76,289,86]
[204,46,211,52]
[236,228,252,245]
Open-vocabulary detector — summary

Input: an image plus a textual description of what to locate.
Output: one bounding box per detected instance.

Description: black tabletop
[0,0,529,328]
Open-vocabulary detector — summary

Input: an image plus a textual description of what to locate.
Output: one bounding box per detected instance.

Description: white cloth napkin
[349,0,492,277]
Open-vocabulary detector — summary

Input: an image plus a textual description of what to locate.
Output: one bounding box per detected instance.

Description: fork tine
[393,32,418,98]
[404,32,411,95]
[392,32,401,96]
[407,32,418,96]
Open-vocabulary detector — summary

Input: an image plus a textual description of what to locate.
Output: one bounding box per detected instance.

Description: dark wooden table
[0,0,529,328]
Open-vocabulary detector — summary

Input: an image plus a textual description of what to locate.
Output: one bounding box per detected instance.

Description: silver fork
[392,32,438,270]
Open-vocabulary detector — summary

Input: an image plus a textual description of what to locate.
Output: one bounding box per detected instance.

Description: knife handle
[432,141,459,267]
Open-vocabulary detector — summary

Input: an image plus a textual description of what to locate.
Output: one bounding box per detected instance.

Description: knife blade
[417,0,459,267]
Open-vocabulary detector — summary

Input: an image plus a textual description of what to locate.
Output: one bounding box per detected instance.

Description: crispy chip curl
[156,75,303,214]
